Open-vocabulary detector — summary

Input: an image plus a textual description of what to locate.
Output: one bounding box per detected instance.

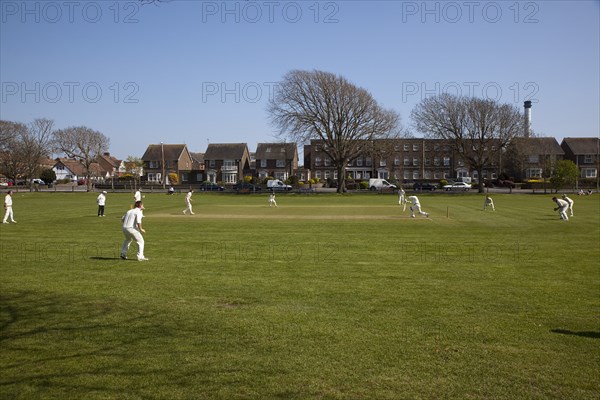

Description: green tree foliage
[550,160,579,191]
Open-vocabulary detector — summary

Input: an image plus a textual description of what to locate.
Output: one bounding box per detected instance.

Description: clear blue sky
[1,0,599,160]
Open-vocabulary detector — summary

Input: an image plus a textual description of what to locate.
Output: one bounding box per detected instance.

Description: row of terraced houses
[126,137,599,188]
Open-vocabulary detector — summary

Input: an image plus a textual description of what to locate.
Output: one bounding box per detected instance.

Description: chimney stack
[524,101,532,137]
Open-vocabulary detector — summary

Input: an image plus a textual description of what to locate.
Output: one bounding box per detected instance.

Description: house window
[425,158,431,166]
[276,159,285,168]
[394,157,400,166]
[357,158,363,167]
[403,144,409,151]
[413,158,419,166]
[209,160,215,168]
[324,170,330,179]
[266,147,272,153]
[434,171,441,179]
[275,172,286,180]
[315,157,322,167]
[404,158,410,166]
[403,170,411,180]
[380,159,387,167]
[223,172,237,184]
[434,158,440,166]
[366,158,372,167]
[413,144,419,151]
[149,161,159,169]
[147,173,158,182]
[443,157,450,166]
[260,159,267,168]
[334,170,338,179]
[379,171,389,179]
[196,173,203,181]
[315,171,321,179]
[181,173,188,182]
[582,168,597,178]
[527,168,542,178]
[412,171,419,180]
[528,155,539,163]
[324,158,331,167]
[424,171,432,179]
[584,155,593,163]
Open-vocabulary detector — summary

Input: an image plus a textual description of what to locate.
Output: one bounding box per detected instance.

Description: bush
[168,173,179,185]
[439,179,448,187]
[359,181,369,190]
[40,168,56,183]
[244,175,253,183]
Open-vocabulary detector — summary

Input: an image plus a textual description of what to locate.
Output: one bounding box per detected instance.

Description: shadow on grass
[550,329,600,339]
[89,256,121,261]
[0,290,180,398]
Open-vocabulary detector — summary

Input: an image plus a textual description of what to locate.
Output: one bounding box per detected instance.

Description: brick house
[255,143,298,181]
[203,143,251,184]
[561,137,599,182]
[506,137,565,181]
[141,144,197,185]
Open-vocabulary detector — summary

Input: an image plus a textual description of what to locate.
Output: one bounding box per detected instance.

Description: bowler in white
[121,201,148,261]
[183,189,194,215]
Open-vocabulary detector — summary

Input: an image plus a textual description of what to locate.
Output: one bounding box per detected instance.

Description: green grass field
[1,191,599,399]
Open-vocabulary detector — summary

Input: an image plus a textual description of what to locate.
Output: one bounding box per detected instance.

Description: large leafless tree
[411,94,524,192]
[0,119,55,188]
[53,126,110,191]
[268,70,400,193]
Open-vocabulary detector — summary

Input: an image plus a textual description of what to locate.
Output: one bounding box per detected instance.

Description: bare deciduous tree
[53,126,110,191]
[411,94,524,192]
[0,120,28,185]
[21,118,55,189]
[268,70,400,193]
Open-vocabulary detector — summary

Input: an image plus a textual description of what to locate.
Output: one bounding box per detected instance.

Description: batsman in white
[268,191,278,207]
[407,195,429,218]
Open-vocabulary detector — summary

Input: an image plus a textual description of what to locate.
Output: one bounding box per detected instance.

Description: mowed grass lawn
[1,191,599,399]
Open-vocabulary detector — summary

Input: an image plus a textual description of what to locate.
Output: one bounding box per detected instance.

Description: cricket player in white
[183,189,194,214]
[562,194,574,217]
[97,191,107,217]
[2,190,16,224]
[483,195,495,211]
[552,197,569,221]
[121,201,148,261]
[134,189,142,203]
[268,191,278,207]
[398,188,407,211]
[407,195,429,218]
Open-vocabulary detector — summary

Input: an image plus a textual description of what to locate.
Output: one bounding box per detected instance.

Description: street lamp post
[161,142,166,189]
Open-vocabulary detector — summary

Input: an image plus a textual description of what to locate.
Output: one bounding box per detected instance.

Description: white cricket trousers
[121,227,145,259]
[2,206,14,223]
[558,206,569,221]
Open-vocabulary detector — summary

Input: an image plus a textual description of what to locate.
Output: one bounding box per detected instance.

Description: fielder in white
[183,189,194,215]
[407,195,429,218]
[120,201,149,261]
[2,190,16,224]
[268,192,278,207]
[552,197,569,221]
[398,188,407,211]
[134,189,142,203]
[562,194,574,217]
[97,191,107,217]
[483,195,495,211]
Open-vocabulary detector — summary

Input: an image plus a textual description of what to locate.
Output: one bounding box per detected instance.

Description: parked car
[443,182,472,191]
[31,179,45,185]
[234,182,262,193]
[267,179,292,191]
[368,178,397,191]
[0,181,8,187]
[199,182,224,191]
[413,182,437,191]
[492,178,515,188]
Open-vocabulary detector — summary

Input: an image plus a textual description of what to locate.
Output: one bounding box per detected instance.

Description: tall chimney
[524,101,532,137]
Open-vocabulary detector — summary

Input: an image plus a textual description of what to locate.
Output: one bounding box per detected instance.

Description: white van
[368,178,397,191]
[267,179,292,191]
